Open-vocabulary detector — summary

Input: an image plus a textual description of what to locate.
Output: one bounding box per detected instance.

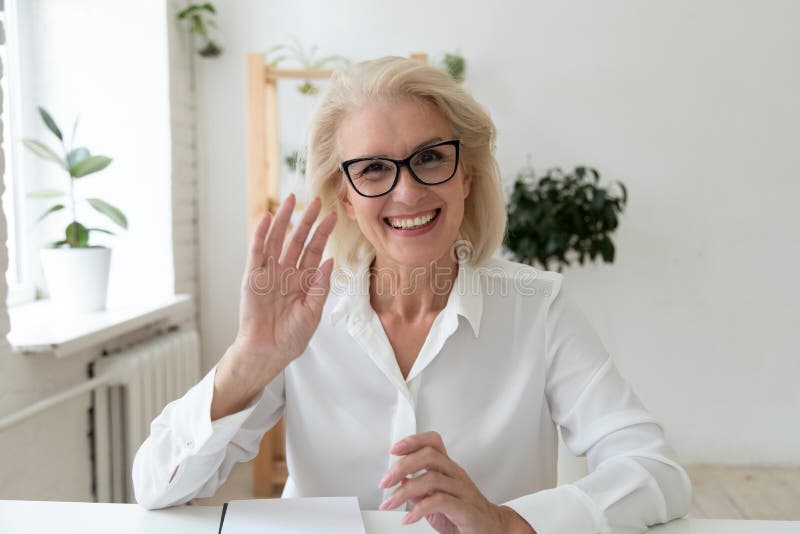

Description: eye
[412,149,445,166]
[353,160,393,180]
[363,162,388,173]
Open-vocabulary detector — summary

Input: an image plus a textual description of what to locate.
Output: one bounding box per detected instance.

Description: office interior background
[0,0,798,520]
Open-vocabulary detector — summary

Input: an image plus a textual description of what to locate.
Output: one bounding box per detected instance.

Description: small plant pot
[40,246,111,312]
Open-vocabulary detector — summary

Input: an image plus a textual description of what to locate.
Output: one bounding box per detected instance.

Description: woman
[133,57,692,533]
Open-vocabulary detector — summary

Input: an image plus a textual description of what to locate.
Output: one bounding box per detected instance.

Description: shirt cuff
[170,366,265,459]
[503,484,610,534]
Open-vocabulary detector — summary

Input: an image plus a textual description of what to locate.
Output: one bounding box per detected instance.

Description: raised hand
[211,194,337,419]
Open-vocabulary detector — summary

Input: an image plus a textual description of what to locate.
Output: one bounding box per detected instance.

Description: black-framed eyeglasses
[340,139,461,198]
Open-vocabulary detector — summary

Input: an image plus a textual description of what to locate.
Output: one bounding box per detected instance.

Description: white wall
[195,0,800,466]
[0,0,199,500]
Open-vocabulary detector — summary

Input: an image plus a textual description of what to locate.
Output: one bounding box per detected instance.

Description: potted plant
[22,107,128,312]
[439,52,466,83]
[177,2,223,58]
[504,164,628,272]
[265,38,349,95]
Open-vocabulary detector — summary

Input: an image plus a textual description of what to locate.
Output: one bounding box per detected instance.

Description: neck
[369,252,459,322]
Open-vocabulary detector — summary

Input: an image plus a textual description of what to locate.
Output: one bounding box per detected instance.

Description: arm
[133,194,337,509]
[503,281,692,534]
[131,360,285,509]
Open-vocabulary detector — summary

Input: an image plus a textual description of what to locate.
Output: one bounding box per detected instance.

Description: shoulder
[471,256,564,302]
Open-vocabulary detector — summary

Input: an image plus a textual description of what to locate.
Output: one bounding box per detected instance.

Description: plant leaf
[87,227,116,236]
[617,181,628,204]
[86,198,128,229]
[37,204,65,222]
[600,236,615,262]
[21,139,64,166]
[70,115,80,148]
[69,155,112,177]
[311,54,349,68]
[67,147,90,168]
[66,221,90,247]
[27,188,65,199]
[177,5,200,19]
[38,107,63,141]
[49,239,69,248]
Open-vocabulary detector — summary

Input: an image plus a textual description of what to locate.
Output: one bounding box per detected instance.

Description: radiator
[92,328,201,503]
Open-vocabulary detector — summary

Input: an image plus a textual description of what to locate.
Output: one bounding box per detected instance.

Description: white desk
[1,500,797,533]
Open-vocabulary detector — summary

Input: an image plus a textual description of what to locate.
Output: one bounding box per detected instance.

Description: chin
[382,244,454,269]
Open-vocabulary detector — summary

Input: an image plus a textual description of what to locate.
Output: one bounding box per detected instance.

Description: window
[1,0,35,306]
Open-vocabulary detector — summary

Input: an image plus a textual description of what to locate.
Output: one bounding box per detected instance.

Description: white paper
[221,497,367,534]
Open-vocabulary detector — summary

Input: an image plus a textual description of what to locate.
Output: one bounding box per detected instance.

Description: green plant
[177,2,222,57]
[284,149,305,175]
[504,164,628,271]
[22,107,128,248]
[266,38,349,95]
[440,52,465,83]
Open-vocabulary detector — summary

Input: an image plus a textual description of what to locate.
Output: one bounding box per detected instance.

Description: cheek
[349,197,384,231]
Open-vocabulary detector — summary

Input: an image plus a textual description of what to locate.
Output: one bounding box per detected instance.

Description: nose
[390,165,428,203]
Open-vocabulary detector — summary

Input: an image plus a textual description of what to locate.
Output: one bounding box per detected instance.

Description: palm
[236,194,337,369]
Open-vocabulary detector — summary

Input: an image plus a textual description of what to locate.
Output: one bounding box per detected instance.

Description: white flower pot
[40,247,112,312]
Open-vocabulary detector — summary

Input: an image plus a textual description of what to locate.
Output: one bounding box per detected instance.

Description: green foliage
[266,38,350,95]
[284,149,306,176]
[87,198,128,229]
[177,2,222,57]
[21,107,128,248]
[504,165,628,271]
[440,52,466,82]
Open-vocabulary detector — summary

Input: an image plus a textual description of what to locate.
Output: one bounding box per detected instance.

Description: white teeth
[387,210,437,229]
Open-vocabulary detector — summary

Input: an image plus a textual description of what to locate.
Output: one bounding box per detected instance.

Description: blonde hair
[306,56,506,267]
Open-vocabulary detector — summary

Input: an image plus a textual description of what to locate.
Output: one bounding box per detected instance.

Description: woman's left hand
[378,432,536,534]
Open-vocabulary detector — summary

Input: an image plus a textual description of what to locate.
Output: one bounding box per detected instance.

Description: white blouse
[132,255,692,534]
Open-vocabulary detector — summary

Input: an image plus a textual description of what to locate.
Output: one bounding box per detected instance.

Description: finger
[264,193,296,261]
[379,445,460,489]
[379,470,464,511]
[391,431,447,456]
[402,492,468,526]
[297,211,337,271]
[279,197,321,268]
[305,257,335,317]
[247,211,272,269]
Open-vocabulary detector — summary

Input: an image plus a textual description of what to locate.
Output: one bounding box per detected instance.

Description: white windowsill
[6,294,195,358]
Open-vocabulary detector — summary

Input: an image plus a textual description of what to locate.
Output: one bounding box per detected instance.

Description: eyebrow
[353,137,444,159]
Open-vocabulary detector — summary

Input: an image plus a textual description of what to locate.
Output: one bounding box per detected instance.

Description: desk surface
[1,500,798,533]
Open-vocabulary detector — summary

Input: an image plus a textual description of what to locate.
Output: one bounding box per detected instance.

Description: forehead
[336,97,454,159]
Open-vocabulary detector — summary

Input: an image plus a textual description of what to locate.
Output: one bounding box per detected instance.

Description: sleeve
[131,365,285,509]
[502,279,693,534]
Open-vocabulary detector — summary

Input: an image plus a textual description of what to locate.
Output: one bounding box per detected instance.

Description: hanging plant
[265,38,349,95]
[504,164,628,272]
[439,52,466,83]
[177,2,223,58]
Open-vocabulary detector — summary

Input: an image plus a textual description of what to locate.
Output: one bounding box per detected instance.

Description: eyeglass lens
[347,143,458,196]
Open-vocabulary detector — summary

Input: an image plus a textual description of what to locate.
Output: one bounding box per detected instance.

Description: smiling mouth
[383,208,441,230]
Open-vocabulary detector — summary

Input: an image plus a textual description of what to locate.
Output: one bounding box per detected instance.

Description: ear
[462,172,472,199]
[340,188,357,221]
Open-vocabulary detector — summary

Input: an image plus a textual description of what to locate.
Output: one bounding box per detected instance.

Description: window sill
[6,294,194,358]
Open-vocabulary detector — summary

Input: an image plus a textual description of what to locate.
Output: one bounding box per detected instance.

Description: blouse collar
[328,250,483,338]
